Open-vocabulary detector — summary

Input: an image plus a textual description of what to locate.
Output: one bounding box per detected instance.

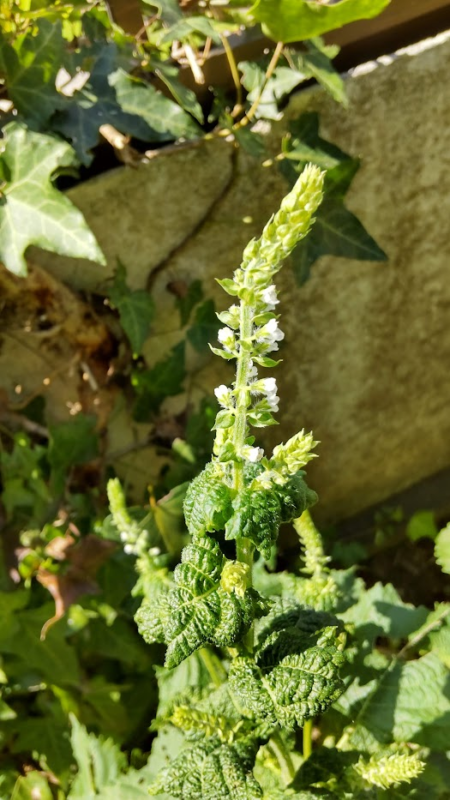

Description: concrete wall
[8,30,450,522]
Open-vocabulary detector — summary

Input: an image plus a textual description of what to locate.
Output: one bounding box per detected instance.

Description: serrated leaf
[110,68,201,141]
[435,523,450,575]
[356,653,450,751]
[108,262,154,355]
[148,736,262,799]
[69,714,127,798]
[0,123,105,277]
[229,608,344,728]
[226,487,281,560]
[136,537,264,668]
[0,20,64,123]
[132,341,186,420]
[183,463,233,536]
[251,0,391,43]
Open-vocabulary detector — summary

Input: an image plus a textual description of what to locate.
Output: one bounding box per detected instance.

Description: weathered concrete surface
[17,31,450,520]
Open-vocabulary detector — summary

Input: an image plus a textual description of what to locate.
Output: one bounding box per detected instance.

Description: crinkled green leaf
[230,602,344,728]
[0,123,105,277]
[184,463,233,536]
[136,537,265,668]
[251,0,391,43]
[0,20,64,124]
[108,262,154,355]
[110,68,201,141]
[148,736,262,799]
[226,487,281,560]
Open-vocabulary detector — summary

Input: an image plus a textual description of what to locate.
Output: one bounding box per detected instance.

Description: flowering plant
[112,166,431,798]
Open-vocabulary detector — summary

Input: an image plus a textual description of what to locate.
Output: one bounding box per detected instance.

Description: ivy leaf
[290,38,347,106]
[108,262,154,355]
[251,0,391,43]
[132,341,186,420]
[52,45,157,166]
[0,20,64,124]
[136,537,265,668]
[239,61,307,120]
[187,298,221,354]
[110,68,202,141]
[0,123,105,277]
[281,113,387,283]
[148,736,262,799]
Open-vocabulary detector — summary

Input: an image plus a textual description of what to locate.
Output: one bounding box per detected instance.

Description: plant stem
[244,41,284,124]
[303,718,313,760]
[221,34,243,116]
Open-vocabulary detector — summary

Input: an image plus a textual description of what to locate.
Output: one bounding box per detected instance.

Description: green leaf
[356,653,450,751]
[11,718,72,777]
[174,278,204,326]
[156,62,204,124]
[0,598,80,686]
[110,68,202,141]
[229,604,344,728]
[132,341,186,419]
[0,20,64,124]
[108,262,154,355]
[239,61,307,120]
[161,16,222,46]
[226,487,281,560]
[187,298,221,354]
[435,523,450,575]
[69,714,127,798]
[52,45,156,166]
[406,510,438,542]
[291,38,347,106]
[251,0,391,43]
[148,736,262,799]
[136,537,264,668]
[183,463,233,536]
[11,772,53,800]
[0,123,106,277]
[281,113,387,282]
[48,414,99,493]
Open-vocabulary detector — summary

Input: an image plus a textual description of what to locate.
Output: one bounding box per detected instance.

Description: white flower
[218,327,236,352]
[214,384,232,407]
[242,445,264,462]
[248,360,258,379]
[261,285,279,310]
